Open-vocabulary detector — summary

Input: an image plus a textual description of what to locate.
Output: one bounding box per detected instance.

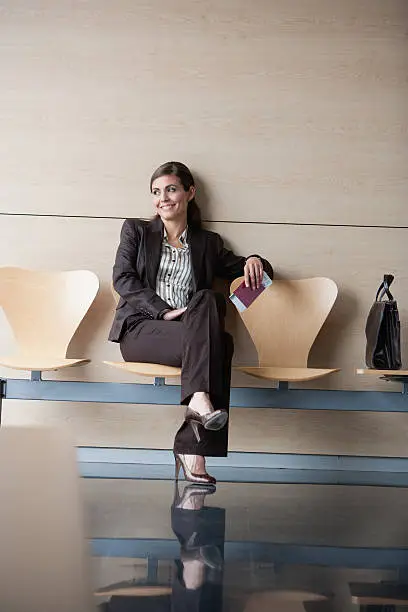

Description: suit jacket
[108,217,273,342]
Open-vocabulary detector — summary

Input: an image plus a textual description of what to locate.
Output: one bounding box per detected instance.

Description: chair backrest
[230,277,338,367]
[0,267,99,357]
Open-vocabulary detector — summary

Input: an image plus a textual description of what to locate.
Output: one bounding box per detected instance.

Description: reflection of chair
[0,267,99,372]
[230,277,339,383]
[243,590,327,611]
[349,581,408,606]
[104,283,181,381]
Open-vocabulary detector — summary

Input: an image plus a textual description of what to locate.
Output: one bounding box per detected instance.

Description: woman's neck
[162,218,188,242]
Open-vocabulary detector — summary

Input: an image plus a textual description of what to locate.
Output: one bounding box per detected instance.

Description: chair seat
[237,366,340,382]
[0,356,90,372]
[352,595,408,605]
[95,584,172,597]
[357,368,408,377]
[350,581,408,605]
[104,361,181,378]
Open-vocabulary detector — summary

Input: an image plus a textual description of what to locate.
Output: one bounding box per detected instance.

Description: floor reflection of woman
[98,485,225,612]
[171,483,225,612]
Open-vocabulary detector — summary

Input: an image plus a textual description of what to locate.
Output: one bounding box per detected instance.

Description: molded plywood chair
[104,284,181,381]
[230,277,339,383]
[0,267,99,372]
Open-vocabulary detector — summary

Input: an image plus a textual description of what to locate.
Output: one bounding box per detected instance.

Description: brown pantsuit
[108,217,273,459]
[120,290,234,457]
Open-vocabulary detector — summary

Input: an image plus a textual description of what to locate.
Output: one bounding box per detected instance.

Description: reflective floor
[85,477,408,611]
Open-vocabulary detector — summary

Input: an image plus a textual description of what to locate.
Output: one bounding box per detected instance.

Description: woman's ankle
[182,454,207,475]
[189,392,214,416]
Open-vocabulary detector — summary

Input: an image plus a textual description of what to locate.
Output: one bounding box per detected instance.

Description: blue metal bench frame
[1,372,407,411]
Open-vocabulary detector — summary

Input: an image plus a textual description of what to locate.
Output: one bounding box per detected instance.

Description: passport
[229,272,273,312]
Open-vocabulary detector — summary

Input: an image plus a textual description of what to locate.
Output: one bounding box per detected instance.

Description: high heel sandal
[173,482,216,509]
[185,407,228,443]
[174,452,216,486]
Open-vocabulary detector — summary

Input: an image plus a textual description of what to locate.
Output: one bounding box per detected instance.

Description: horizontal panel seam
[0,212,407,230]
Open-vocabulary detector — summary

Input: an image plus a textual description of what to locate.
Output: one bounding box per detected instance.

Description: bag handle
[376,274,395,301]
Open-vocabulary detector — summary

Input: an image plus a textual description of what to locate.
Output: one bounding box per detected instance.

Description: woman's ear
[188,185,196,202]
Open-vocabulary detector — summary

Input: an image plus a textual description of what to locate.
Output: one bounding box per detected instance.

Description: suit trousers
[120,290,234,457]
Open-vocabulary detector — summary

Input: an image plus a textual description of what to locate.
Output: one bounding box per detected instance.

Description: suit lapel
[145,217,164,289]
[188,227,206,292]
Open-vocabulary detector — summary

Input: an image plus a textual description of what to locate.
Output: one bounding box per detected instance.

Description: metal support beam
[30,371,42,382]
[154,377,165,387]
[3,378,408,412]
[277,380,289,391]
[146,557,159,582]
[0,379,4,427]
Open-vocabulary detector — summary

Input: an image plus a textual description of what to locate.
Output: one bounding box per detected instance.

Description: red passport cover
[229,272,272,312]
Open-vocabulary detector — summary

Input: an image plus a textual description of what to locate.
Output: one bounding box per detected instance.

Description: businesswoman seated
[109,161,273,485]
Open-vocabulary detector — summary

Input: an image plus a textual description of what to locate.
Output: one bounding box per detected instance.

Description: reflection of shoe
[185,407,228,442]
[173,482,216,509]
[181,546,223,571]
[174,453,216,486]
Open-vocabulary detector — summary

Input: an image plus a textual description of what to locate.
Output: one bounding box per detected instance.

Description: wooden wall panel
[4,400,408,457]
[1,0,407,225]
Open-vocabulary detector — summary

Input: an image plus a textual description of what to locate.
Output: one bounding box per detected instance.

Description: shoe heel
[191,421,201,443]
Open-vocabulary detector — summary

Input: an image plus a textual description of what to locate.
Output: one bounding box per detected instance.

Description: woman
[109,161,273,485]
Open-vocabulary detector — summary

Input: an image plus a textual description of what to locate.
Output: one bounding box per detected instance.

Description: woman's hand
[244,257,263,290]
[163,307,187,321]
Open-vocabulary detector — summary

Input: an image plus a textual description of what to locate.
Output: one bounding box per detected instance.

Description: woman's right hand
[163,307,187,321]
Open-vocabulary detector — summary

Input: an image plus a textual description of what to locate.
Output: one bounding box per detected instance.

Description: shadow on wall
[193,172,213,222]
[67,281,116,362]
[309,287,360,374]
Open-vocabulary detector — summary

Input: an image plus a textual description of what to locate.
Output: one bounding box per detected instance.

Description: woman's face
[151,174,195,223]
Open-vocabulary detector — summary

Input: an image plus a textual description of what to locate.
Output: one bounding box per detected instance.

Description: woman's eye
[152,190,160,196]
[168,186,176,192]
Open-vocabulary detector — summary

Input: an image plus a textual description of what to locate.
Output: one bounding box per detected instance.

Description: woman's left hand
[244,257,263,290]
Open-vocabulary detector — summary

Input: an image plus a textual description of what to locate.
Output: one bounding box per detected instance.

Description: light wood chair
[0,267,99,373]
[103,284,181,382]
[230,277,339,383]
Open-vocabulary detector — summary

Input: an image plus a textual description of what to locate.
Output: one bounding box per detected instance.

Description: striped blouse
[155,227,193,309]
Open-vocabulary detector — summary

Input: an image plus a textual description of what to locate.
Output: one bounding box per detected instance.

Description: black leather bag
[365,274,402,370]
